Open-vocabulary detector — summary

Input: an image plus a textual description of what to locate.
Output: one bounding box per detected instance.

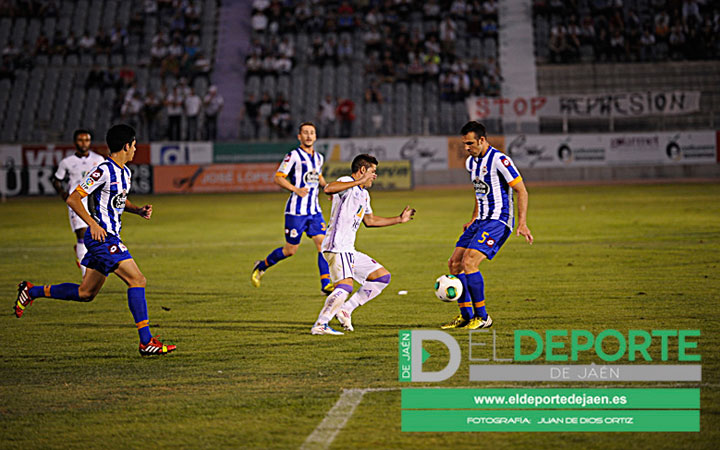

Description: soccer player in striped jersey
[14,124,176,356]
[442,121,534,330]
[311,154,416,335]
[251,122,333,294]
[51,129,106,276]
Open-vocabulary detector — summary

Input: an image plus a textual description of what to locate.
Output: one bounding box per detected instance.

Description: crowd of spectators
[245,0,505,129]
[536,0,720,63]
[1,0,223,142]
[241,91,293,139]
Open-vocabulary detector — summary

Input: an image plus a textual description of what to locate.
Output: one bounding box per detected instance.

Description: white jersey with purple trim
[466,146,523,228]
[54,151,106,229]
[76,158,132,237]
[322,175,373,253]
[276,147,324,216]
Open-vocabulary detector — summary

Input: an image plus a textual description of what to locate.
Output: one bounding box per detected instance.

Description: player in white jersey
[15,124,176,356]
[251,122,334,294]
[311,154,416,335]
[442,121,534,330]
[52,129,107,275]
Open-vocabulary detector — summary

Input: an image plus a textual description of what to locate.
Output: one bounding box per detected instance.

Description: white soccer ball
[434,275,463,302]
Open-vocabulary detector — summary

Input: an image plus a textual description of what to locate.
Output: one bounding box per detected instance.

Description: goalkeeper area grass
[1,182,718,448]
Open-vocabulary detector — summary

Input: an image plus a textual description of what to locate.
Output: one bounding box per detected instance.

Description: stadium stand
[0,0,219,142]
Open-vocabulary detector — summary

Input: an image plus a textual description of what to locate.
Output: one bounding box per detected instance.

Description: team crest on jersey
[90,168,103,180]
[303,170,319,185]
[112,190,128,209]
[472,177,489,196]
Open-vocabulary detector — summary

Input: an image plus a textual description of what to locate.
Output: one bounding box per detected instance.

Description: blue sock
[318,253,331,289]
[29,284,81,301]
[128,287,152,345]
[258,247,287,271]
[455,273,474,320]
[466,271,487,319]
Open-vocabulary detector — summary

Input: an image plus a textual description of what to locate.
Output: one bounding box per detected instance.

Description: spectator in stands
[121,90,144,132]
[379,51,395,82]
[202,86,223,141]
[270,94,292,139]
[440,16,458,54]
[165,86,183,141]
[322,35,338,65]
[2,42,20,60]
[639,28,657,61]
[150,39,167,68]
[184,88,201,141]
[111,24,129,57]
[682,0,702,25]
[258,92,273,134]
[246,54,263,76]
[252,10,268,34]
[85,66,105,90]
[365,80,384,104]
[337,36,353,62]
[243,93,261,139]
[423,0,441,20]
[668,24,686,60]
[78,32,95,54]
[65,31,78,56]
[95,28,111,55]
[549,29,568,63]
[609,29,627,61]
[317,95,336,138]
[193,51,212,82]
[336,97,355,138]
[34,32,50,55]
[144,91,163,141]
[144,0,158,16]
[338,1,354,30]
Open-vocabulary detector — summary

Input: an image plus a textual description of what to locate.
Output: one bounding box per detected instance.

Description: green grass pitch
[1,182,718,448]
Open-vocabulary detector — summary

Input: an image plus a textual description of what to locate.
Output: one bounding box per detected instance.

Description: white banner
[316,136,448,171]
[467,91,701,120]
[150,142,214,166]
[505,131,717,168]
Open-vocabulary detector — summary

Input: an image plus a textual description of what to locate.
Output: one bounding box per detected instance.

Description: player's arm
[124,199,153,219]
[363,206,416,227]
[51,175,69,201]
[66,189,106,241]
[324,170,376,194]
[319,172,328,188]
[463,199,479,231]
[274,173,309,197]
[511,179,533,244]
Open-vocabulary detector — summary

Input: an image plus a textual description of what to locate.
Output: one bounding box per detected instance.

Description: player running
[251,122,334,294]
[14,124,176,356]
[442,121,534,330]
[52,129,106,276]
[311,154,416,335]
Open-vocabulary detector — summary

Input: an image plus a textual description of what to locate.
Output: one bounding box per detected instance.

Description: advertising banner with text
[153,163,281,194]
[316,136,448,172]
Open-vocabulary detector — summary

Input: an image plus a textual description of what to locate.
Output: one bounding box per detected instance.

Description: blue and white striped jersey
[276,147,324,216]
[76,158,132,237]
[466,146,523,228]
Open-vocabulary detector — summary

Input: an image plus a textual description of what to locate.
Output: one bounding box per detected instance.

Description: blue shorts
[81,229,133,276]
[455,219,512,260]
[284,213,326,245]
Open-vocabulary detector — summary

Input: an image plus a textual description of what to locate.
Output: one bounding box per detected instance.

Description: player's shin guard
[257,247,287,271]
[342,274,390,314]
[29,284,81,301]
[318,253,332,290]
[316,283,352,325]
[76,238,87,276]
[127,287,152,345]
[466,271,487,319]
[455,273,474,320]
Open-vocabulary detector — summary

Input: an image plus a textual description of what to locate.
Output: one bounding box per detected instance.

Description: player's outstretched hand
[400,206,416,223]
[139,204,153,219]
[517,223,533,244]
[90,223,107,242]
[359,169,377,186]
[295,187,310,197]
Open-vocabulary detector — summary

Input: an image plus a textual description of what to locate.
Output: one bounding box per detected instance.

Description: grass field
[1,182,719,449]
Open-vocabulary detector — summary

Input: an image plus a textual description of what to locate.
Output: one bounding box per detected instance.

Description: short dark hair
[73,129,92,140]
[351,154,379,173]
[106,124,136,153]
[460,121,487,139]
[298,121,316,133]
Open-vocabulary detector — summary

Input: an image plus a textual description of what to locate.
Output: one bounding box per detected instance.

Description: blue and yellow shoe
[464,315,493,329]
[440,314,470,329]
[251,260,265,288]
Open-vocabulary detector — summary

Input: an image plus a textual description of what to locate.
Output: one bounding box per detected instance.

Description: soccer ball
[434,275,463,302]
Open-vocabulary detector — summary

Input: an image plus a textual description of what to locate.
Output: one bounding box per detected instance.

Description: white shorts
[323,251,384,285]
[67,198,90,231]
